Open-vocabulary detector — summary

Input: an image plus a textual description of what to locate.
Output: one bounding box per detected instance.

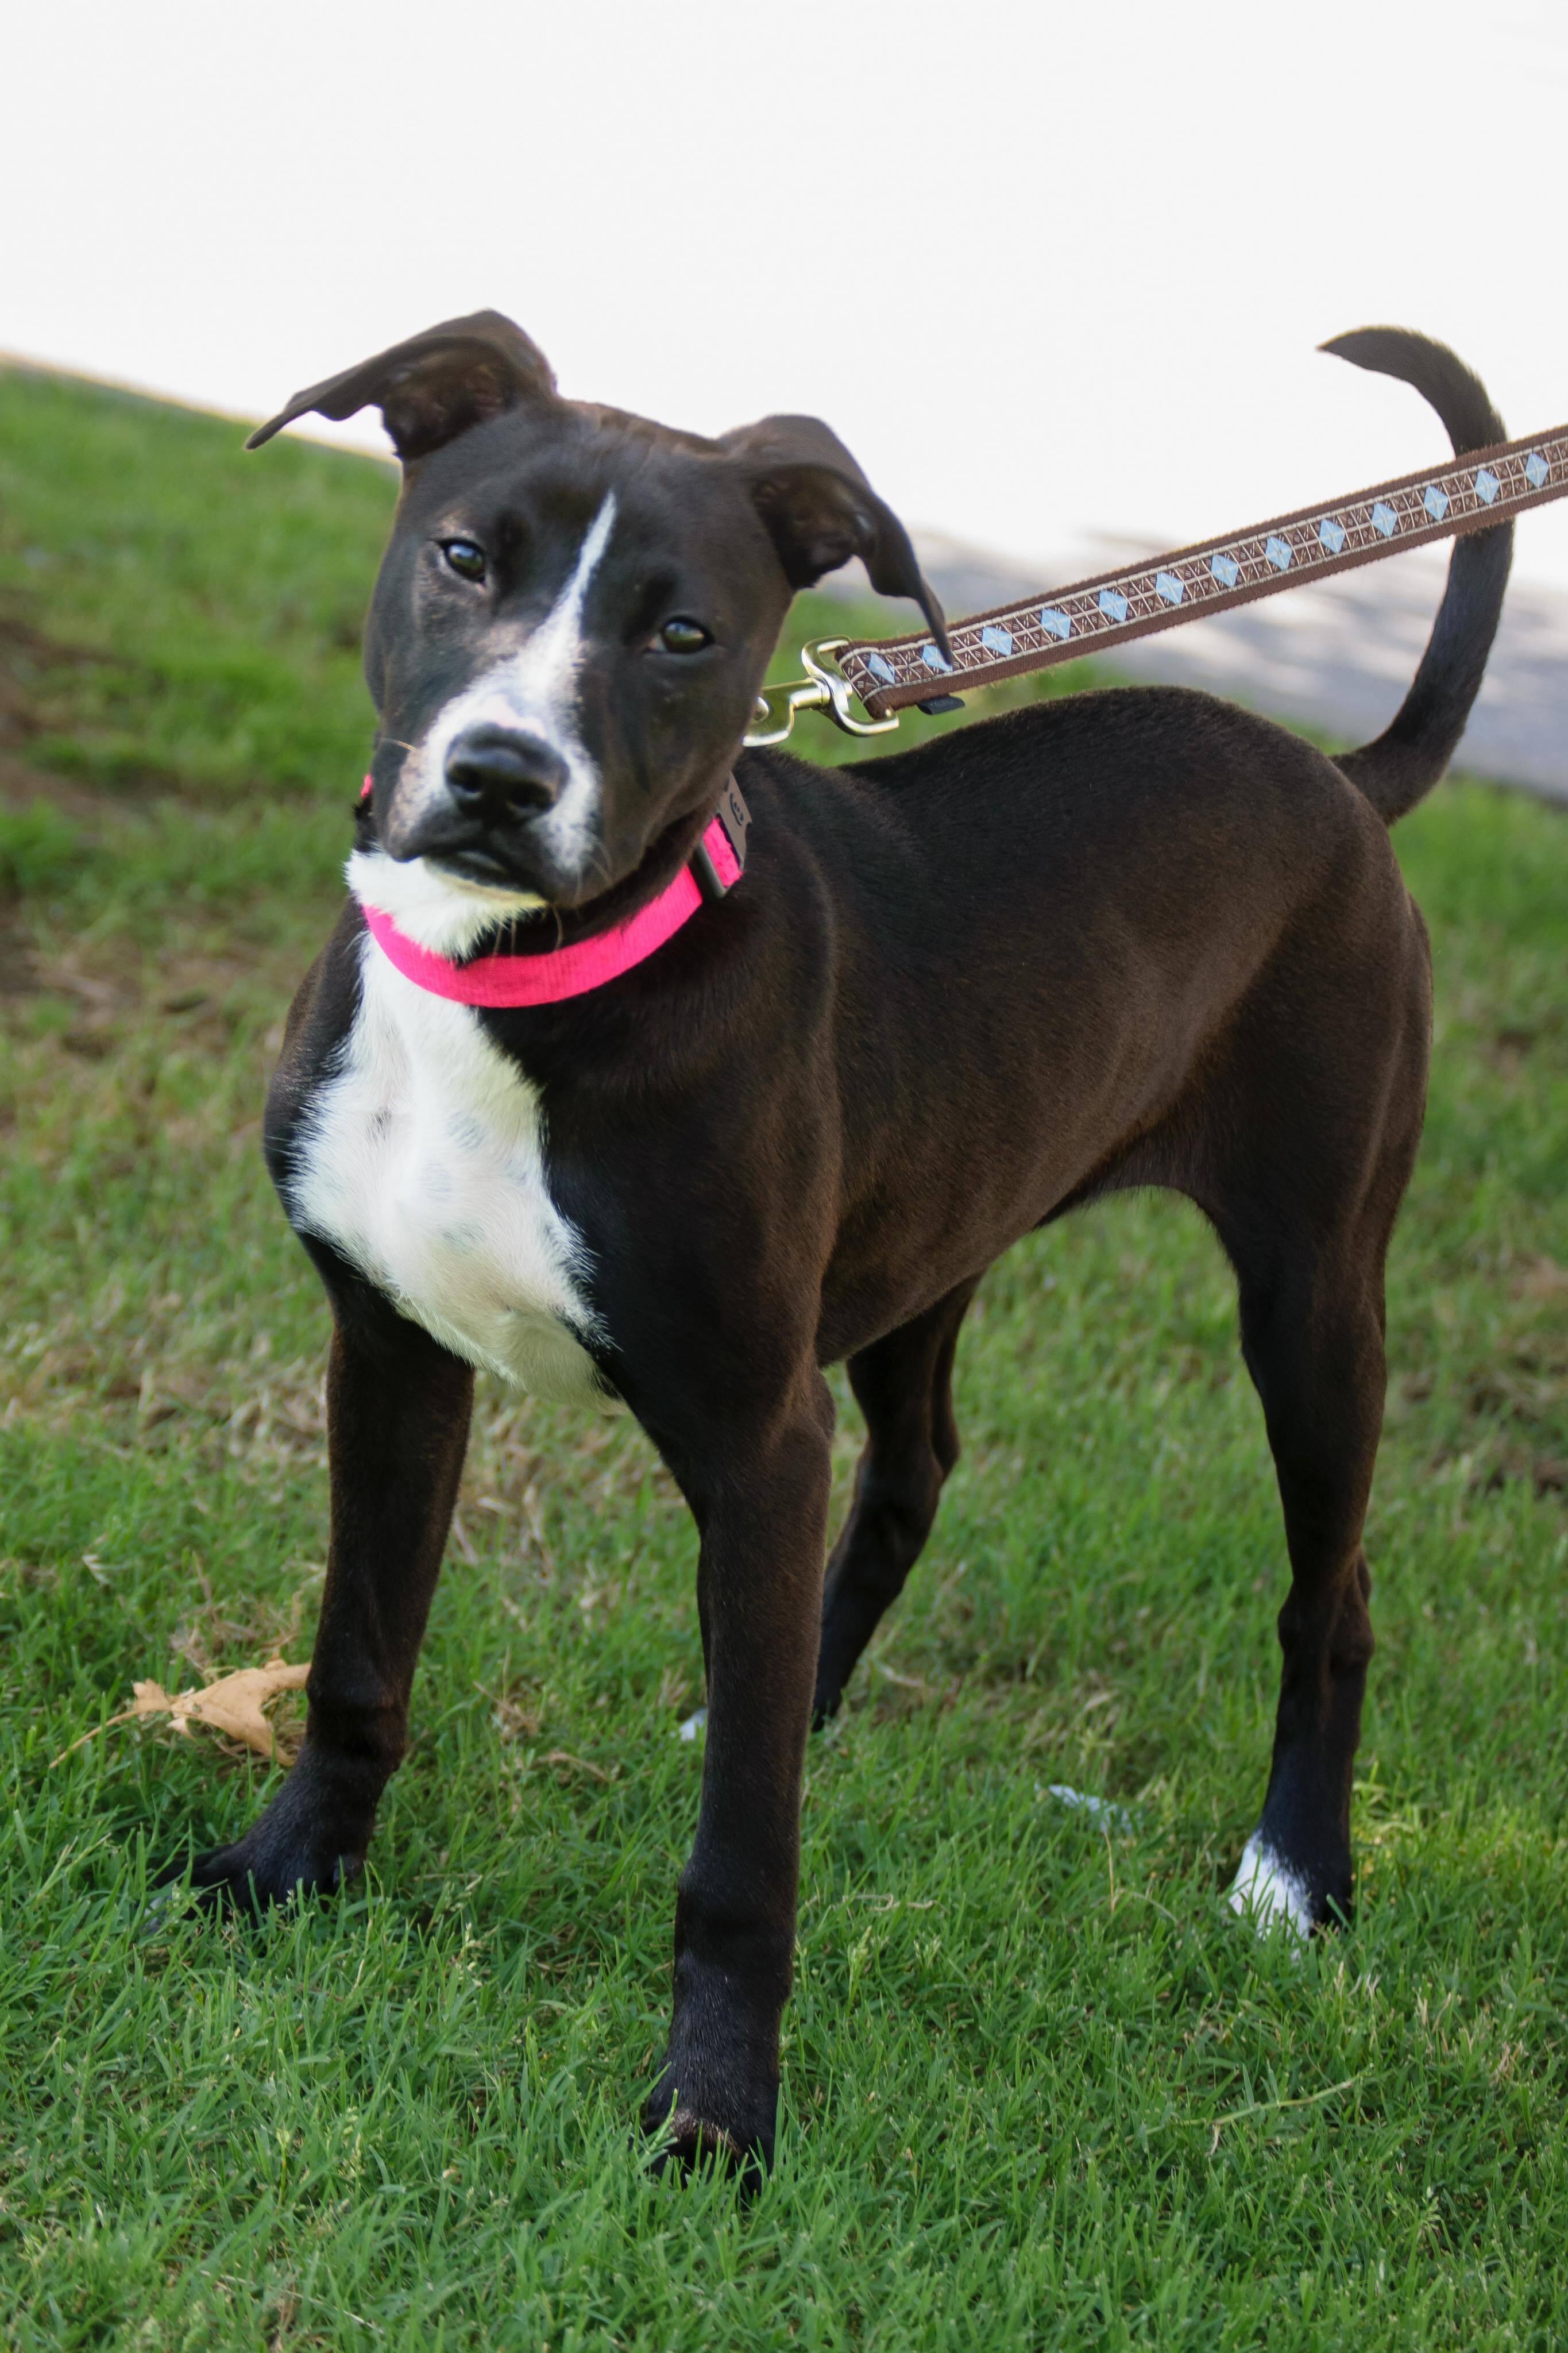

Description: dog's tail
[1324,327,1513,827]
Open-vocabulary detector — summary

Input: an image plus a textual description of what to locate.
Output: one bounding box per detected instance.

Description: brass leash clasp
[742,669,828,748]
[742,637,903,749]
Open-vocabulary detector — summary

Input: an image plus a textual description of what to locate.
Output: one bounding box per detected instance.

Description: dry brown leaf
[52,1657,310,1767]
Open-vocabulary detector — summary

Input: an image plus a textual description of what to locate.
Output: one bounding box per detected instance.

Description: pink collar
[355,778,748,1009]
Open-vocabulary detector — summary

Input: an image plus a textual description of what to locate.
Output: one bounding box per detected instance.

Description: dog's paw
[1227,1830,1349,1940]
[641,2065,775,2192]
[160,1833,361,1919]
[156,1765,372,1920]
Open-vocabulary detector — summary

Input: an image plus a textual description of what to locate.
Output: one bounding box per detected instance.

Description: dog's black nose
[445,725,569,818]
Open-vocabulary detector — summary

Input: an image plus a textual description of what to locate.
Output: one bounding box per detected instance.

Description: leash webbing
[747,424,1568,747]
[842,425,1568,715]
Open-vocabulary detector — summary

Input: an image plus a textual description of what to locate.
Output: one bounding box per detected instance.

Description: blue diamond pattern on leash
[980,624,1014,658]
[1372,502,1399,537]
[1424,484,1449,522]
[1038,608,1072,641]
[1266,535,1292,572]
[1099,589,1129,623]
[864,651,896,685]
[1525,452,1550,489]
[921,643,952,673]
[1474,467,1500,504]
[1319,517,1347,554]
[1155,572,1184,605]
[1211,553,1240,588]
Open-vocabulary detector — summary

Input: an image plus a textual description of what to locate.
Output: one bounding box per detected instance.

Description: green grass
[2,367,1566,2351]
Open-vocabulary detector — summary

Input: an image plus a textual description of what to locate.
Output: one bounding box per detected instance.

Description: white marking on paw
[1227,1831,1313,1940]
[396,489,619,887]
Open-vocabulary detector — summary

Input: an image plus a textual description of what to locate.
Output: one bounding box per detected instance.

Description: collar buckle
[690,776,751,902]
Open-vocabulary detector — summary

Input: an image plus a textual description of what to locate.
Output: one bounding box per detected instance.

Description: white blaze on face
[386,488,620,920]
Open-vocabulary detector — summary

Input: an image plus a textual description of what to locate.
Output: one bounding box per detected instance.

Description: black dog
[175,313,1511,2175]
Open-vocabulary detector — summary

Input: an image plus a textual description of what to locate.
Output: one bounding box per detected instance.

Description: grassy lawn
[2,366,1565,2351]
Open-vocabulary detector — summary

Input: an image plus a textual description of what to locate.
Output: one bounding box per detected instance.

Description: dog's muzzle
[445,724,569,821]
[386,724,571,882]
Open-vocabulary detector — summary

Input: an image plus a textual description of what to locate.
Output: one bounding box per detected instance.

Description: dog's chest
[289,942,617,1410]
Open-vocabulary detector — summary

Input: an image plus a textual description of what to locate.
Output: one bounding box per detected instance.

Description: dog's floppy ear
[245,309,558,462]
[721,415,949,655]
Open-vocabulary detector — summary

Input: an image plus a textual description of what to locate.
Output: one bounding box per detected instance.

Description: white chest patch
[289,935,621,1412]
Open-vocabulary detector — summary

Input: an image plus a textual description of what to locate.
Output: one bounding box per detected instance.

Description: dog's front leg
[643,1372,833,2180]
[179,1268,473,1913]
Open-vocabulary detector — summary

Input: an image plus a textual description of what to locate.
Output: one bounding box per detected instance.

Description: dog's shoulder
[263,897,368,1187]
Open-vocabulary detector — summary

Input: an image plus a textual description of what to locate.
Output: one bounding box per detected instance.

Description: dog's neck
[347,779,750,1009]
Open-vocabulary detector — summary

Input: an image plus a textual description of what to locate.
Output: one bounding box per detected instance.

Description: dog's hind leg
[1210,1124,1417,1937]
[813,1278,979,1724]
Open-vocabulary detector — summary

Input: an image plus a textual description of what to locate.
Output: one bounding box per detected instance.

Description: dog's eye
[659,617,711,654]
[442,540,487,584]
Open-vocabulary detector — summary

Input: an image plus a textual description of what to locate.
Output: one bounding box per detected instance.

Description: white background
[6,0,1567,587]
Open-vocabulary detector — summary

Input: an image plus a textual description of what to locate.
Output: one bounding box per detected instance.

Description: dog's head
[250,310,944,925]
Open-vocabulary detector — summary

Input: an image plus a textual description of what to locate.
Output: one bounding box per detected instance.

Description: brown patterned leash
[744,422,1568,749]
